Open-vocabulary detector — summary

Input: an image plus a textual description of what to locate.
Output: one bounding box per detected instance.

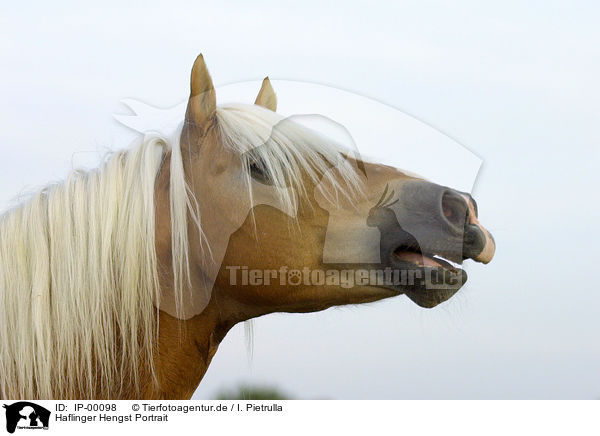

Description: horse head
[157,54,496,321]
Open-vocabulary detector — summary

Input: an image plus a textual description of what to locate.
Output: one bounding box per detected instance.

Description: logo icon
[2,402,50,433]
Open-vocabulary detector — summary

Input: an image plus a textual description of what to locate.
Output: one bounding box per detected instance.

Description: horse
[0,54,495,400]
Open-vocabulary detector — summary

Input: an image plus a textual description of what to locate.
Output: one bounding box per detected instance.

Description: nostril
[441,191,468,228]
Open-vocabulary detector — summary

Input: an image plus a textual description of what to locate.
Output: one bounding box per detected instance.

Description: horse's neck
[144,287,262,399]
[143,301,230,399]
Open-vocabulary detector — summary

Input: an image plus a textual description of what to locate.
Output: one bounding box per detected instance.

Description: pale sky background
[1,1,599,399]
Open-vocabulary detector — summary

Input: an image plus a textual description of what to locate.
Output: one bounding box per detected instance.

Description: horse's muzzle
[367,179,495,307]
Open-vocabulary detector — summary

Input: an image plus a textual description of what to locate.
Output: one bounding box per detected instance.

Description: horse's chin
[403,282,464,308]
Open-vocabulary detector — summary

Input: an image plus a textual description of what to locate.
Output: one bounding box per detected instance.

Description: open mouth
[389,245,467,308]
[392,246,463,273]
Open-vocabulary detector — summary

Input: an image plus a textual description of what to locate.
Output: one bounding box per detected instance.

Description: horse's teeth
[432,255,461,269]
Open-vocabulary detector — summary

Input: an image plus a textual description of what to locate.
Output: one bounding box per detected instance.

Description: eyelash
[248,159,273,185]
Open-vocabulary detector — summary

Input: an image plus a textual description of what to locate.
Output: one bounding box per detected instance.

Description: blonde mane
[0,103,361,399]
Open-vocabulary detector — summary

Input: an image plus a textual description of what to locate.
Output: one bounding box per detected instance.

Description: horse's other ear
[254,77,277,111]
[184,54,217,134]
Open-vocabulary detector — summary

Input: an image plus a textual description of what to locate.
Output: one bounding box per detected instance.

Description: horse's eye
[249,159,274,185]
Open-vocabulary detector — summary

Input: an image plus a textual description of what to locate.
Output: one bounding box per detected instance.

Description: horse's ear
[184,54,217,134]
[254,77,277,111]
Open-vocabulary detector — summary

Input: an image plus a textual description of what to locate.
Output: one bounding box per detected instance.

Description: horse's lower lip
[385,250,467,308]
